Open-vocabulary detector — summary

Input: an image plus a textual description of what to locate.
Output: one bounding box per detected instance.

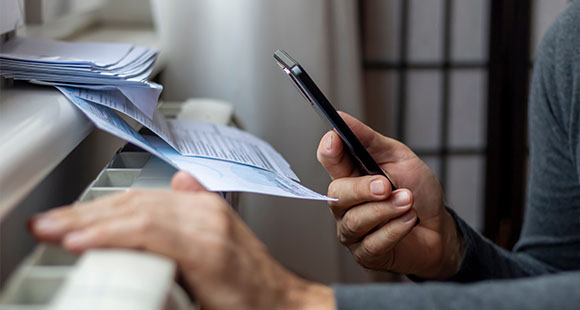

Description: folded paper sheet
[62,87,298,181]
[59,89,333,201]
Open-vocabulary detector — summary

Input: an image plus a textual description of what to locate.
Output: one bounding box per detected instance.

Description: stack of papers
[0,37,333,201]
[0,37,161,117]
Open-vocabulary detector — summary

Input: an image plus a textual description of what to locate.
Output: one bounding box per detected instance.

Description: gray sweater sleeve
[333,271,580,310]
[447,0,580,282]
[333,1,580,309]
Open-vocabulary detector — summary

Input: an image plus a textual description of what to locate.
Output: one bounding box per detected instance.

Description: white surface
[0,0,24,35]
[25,0,105,24]
[19,9,100,40]
[100,0,154,26]
[178,98,234,125]
[50,250,175,310]
[0,85,93,219]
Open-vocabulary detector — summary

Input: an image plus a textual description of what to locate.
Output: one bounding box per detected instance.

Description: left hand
[30,171,334,310]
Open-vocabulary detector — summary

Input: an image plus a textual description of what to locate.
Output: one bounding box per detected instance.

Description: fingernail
[33,217,64,234]
[325,133,333,151]
[393,191,411,207]
[370,179,386,196]
[64,231,93,248]
[400,211,416,223]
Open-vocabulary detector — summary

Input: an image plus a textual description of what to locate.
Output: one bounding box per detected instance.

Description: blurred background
[5,0,572,285]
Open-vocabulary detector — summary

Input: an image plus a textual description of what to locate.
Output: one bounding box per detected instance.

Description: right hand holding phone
[317,112,464,280]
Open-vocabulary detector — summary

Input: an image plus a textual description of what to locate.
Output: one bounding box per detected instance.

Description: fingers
[337,111,403,162]
[61,213,187,262]
[317,130,357,179]
[350,209,418,268]
[31,191,135,241]
[336,189,413,244]
[327,175,393,219]
[317,112,405,180]
[61,215,147,252]
[172,171,207,192]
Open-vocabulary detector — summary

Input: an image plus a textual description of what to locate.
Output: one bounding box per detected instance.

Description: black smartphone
[274,49,397,190]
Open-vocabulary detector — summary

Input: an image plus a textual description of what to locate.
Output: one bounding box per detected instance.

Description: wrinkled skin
[30,172,334,309]
[316,112,464,279]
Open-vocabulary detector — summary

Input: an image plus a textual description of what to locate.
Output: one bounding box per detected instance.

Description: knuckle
[200,192,228,211]
[115,190,142,207]
[123,189,141,200]
[361,238,381,257]
[383,225,400,242]
[316,149,325,164]
[135,213,155,234]
[384,251,396,271]
[352,248,368,265]
[336,226,349,245]
[207,204,232,232]
[369,203,387,220]
[327,182,341,200]
[341,213,362,238]
[212,210,230,231]
[86,227,105,243]
[213,199,231,214]
[356,179,371,197]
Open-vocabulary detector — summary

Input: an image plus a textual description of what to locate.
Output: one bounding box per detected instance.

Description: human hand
[317,112,464,279]
[30,172,335,309]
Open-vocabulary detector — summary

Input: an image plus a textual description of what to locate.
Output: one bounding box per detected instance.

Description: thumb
[171,171,208,192]
[338,111,402,162]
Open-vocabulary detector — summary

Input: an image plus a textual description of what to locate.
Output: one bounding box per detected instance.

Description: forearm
[334,271,580,310]
[445,208,558,282]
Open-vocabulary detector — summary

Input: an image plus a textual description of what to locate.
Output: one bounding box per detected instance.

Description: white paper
[145,136,330,200]
[0,37,133,67]
[62,92,332,201]
[0,37,160,117]
[0,70,153,85]
[63,87,298,181]
[31,80,162,118]
[59,89,170,161]
[168,119,298,181]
